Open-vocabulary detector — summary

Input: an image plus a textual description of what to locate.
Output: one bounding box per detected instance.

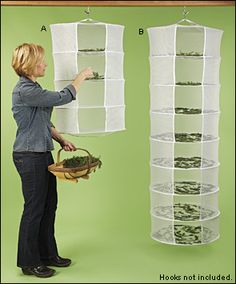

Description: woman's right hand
[72,67,94,92]
[77,67,94,81]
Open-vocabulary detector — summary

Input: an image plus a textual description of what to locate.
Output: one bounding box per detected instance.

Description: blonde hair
[11,43,45,77]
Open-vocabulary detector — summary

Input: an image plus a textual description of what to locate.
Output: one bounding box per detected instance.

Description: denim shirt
[12,76,76,152]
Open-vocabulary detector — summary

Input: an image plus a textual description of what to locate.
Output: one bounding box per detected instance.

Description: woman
[11,43,93,278]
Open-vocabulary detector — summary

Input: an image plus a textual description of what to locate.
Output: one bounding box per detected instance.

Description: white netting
[150,112,174,139]
[150,85,174,111]
[204,85,220,112]
[151,190,219,221]
[201,215,220,244]
[151,215,175,244]
[150,56,220,85]
[55,108,79,134]
[53,52,77,81]
[151,214,219,245]
[148,25,176,56]
[105,79,125,106]
[203,58,221,84]
[105,52,124,79]
[150,56,174,85]
[151,191,174,220]
[50,23,77,52]
[205,28,223,57]
[54,79,124,107]
[50,21,125,135]
[106,24,124,51]
[151,140,219,168]
[176,26,204,55]
[77,23,106,51]
[106,106,125,131]
[150,85,220,113]
[150,165,219,192]
[77,107,106,133]
[151,113,219,140]
[55,106,125,134]
[148,23,222,245]
[148,25,223,57]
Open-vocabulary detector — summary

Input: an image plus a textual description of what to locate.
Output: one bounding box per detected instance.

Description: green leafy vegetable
[176,51,203,56]
[176,81,201,85]
[63,155,102,169]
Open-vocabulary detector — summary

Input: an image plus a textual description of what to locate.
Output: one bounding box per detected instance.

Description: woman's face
[33,57,47,78]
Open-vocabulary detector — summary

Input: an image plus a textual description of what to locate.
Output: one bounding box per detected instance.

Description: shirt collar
[20,76,40,86]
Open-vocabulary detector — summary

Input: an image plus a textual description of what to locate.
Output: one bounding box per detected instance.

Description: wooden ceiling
[1,1,235,6]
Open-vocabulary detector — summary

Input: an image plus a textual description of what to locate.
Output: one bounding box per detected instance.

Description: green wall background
[1,5,235,283]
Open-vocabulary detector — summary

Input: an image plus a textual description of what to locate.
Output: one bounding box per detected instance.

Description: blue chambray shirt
[12,76,76,152]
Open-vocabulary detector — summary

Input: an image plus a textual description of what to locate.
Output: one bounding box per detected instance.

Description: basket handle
[56,147,92,175]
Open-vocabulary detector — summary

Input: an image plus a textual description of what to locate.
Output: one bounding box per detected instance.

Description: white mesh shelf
[151,139,219,169]
[53,51,124,81]
[150,56,220,85]
[148,25,223,57]
[148,23,223,245]
[150,112,220,141]
[150,85,220,113]
[55,106,125,135]
[150,189,219,221]
[151,213,220,245]
[151,165,219,190]
[50,21,125,135]
[54,79,125,107]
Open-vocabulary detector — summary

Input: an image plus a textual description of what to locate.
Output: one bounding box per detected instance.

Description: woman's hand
[78,67,94,80]
[51,127,76,151]
[60,140,77,151]
[71,67,94,92]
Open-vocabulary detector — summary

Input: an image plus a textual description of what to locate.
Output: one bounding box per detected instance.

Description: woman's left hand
[61,140,76,151]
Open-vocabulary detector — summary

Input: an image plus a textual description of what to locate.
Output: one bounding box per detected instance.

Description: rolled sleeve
[19,81,76,107]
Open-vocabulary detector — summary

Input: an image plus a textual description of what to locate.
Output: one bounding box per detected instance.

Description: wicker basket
[48,148,100,183]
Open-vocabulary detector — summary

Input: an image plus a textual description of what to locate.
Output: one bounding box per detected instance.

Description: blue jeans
[13,151,58,268]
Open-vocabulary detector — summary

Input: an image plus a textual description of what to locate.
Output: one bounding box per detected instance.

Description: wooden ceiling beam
[1,1,235,6]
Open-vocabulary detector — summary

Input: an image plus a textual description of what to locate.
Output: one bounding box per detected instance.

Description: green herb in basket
[63,155,102,169]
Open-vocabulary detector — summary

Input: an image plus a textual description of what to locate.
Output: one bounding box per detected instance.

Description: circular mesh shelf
[151,133,217,142]
[152,107,218,114]
[152,182,217,195]
[152,224,218,245]
[152,157,217,168]
[152,203,218,221]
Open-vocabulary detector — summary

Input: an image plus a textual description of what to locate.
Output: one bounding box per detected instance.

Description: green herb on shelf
[153,224,215,245]
[176,51,203,56]
[152,132,216,142]
[176,81,202,86]
[153,156,216,168]
[153,203,216,221]
[175,107,202,114]
[154,107,217,115]
[78,48,105,52]
[85,71,104,80]
[153,181,216,195]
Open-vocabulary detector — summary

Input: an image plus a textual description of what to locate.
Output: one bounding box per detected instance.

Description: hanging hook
[84,6,91,16]
[80,6,99,23]
[176,6,198,26]
[182,6,189,20]
[80,6,95,23]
